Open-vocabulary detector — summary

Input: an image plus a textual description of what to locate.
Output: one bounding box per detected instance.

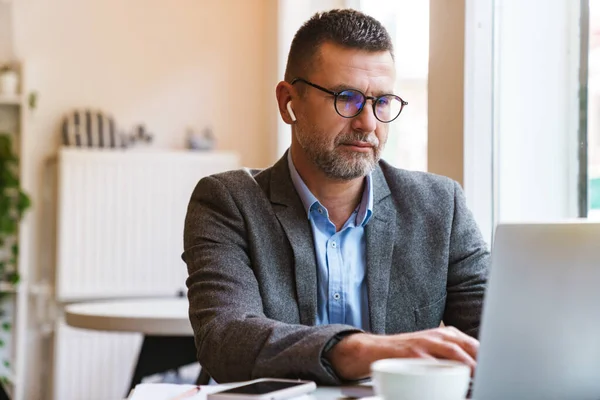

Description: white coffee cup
[371,358,471,400]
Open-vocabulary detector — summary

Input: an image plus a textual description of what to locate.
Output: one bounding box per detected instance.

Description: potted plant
[0,65,19,96]
[0,132,31,387]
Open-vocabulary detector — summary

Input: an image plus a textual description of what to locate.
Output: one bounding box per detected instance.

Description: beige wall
[4,1,275,397]
[12,0,272,167]
[0,3,13,62]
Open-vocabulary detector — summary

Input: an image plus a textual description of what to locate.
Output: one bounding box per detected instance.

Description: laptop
[471,221,600,399]
[343,221,600,399]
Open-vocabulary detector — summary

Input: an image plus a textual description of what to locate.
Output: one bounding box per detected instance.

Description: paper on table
[129,383,235,400]
[128,383,318,400]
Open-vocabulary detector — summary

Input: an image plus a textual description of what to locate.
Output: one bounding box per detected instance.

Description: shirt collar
[287,150,374,226]
[287,150,320,216]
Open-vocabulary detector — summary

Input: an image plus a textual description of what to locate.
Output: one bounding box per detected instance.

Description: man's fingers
[439,327,479,359]
[382,328,480,374]
[420,337,477,371]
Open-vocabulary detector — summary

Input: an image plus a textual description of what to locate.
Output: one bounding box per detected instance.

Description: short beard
[296,128,384,180]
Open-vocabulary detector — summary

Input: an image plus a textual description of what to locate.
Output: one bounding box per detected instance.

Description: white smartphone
[206,378,317,400]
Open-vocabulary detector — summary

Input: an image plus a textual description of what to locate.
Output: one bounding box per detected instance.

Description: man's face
[292,42,396,181]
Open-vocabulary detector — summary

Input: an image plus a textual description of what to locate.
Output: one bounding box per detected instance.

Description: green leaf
[17,192,31,215]
[8,273,19,285]
[0,138,10,159]
[0,339,6,348]
[0,218,15,234]
[0,133,32,297]
[3,176,17,188]
[3,360,9,369]
[2,322,10,332]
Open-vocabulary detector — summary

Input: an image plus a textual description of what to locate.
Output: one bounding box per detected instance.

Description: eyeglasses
[291,78,408,123]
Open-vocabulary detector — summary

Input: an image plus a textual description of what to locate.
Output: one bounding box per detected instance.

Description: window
[587,0,600,219]
[466,0,583,240]
[358,0,429,172]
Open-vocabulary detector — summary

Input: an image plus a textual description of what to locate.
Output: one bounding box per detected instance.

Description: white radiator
[55,148,240,301]
[51,148,239,400]
[53,322,143,400]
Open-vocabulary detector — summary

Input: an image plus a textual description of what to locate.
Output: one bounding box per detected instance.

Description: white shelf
[0,94,23,106]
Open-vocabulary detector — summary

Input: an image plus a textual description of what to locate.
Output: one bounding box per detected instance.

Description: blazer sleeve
[182,175,361,385]
[443,181,490,338]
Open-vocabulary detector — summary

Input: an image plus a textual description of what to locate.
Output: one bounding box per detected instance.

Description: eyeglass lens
[335,90,403,122]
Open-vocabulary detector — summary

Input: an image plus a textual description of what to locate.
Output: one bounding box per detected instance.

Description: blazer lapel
[270,153,318,326]
[366,167,396,334]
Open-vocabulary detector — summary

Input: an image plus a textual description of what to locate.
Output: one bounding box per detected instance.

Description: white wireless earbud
[286,101,297,122]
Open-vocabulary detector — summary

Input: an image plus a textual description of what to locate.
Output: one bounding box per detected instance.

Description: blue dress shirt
[287,151,373,331]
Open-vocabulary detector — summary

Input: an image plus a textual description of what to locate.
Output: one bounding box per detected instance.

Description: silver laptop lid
[472,221,600,400]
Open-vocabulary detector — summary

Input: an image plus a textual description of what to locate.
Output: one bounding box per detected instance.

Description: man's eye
[377,97,390,106]
[338,93,353,102]
[338,90,361,103]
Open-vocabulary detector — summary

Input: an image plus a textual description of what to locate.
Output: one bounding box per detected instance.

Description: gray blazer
[183,152,489,385]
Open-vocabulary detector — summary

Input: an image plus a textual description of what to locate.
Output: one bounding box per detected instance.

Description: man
[183,9,489,385]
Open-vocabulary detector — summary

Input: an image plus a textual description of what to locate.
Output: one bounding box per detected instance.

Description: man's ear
[276,81,296,124]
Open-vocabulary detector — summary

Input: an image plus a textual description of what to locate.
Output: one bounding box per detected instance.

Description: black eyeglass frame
[290,77,408,123]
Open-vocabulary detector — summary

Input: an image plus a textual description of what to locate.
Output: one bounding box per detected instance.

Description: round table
[65,297,193,336]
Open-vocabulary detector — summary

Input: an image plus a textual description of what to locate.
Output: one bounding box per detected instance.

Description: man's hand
[325,327,479,381]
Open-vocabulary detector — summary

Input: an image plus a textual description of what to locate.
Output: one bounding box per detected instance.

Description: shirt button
[318,208,323,214]
[333,293,341,300]
[331,241,337,248]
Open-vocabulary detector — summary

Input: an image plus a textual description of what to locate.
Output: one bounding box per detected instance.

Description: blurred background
[0,0,597,399]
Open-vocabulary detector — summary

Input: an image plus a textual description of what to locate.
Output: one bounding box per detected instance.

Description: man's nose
[351,102,378,133]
